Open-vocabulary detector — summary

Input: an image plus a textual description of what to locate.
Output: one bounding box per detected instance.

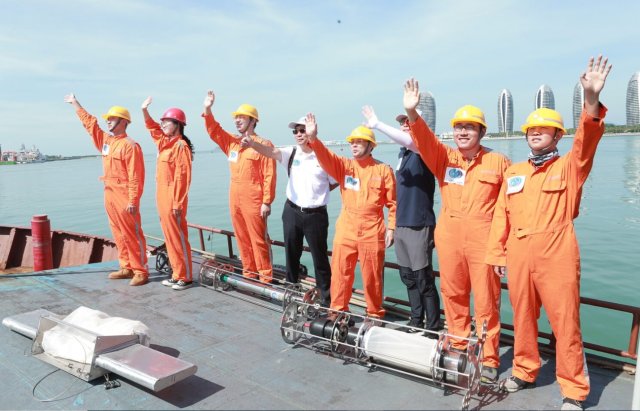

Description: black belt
[286,199,326,213]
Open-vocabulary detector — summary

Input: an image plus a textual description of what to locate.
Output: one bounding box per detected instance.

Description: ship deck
[0,256,634,410]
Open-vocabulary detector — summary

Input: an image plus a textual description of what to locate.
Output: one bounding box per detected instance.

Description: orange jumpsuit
[146,118,193,283]
[309,138,396,318]
[76,108,148,277]
[409,116,508,368]
[204,113,276,282]
[485,106,607,401]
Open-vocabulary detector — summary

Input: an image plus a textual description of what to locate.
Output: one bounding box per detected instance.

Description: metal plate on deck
[94,344,197,391]
[2,309,60,339]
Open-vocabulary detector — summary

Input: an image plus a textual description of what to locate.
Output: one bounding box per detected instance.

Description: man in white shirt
[241,117,336,306]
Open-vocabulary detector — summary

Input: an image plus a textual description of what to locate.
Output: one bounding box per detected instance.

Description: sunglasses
[292,128,306,135]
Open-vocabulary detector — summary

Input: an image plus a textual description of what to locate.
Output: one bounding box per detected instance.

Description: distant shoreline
[5,132,637,162]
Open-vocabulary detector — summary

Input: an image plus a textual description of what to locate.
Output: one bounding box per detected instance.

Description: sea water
[1,135,638,354]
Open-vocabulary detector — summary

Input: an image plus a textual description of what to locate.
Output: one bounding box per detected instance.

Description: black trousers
[399,265,441,331]
[282,200,331,306]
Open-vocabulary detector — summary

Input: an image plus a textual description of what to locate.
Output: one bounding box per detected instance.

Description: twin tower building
[419,72,640,136]
[499,72,640,133]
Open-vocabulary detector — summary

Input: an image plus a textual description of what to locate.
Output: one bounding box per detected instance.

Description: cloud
[0,0,638,155]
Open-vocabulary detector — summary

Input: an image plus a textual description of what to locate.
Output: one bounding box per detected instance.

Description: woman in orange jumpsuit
[403,80,510,383]
[64,93,149,286]
[202,91,276,283]
[306,115,396,319]
[486,56,612,410]
[142,97,193,290]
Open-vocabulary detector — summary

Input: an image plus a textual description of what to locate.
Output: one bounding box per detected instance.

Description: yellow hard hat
[232,104,259,121]
[450,105,487,129]
[521,108,566,134]
[346,126,377,147]
[101,106,131,122]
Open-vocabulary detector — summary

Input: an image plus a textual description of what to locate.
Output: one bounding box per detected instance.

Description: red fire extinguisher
[31,215,53,271]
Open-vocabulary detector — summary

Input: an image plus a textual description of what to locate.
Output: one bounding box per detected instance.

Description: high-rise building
[572,82,584,129]
[627,72,640,126]
[417,91,436,132]
[497,89,513,134]
[535,84,555,110]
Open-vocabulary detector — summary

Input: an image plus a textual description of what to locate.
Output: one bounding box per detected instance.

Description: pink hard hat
[161,108,187,126]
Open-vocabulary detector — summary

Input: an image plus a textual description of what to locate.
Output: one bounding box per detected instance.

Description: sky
[1,0,639,156]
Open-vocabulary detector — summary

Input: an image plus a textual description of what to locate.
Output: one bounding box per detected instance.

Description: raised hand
[580,55,612,96]
[141,96,153,110]
[362,105,379,129]
[305,113,318,140]
[64,93,77,104]
[403,78,420,111]
[204,90,215,108]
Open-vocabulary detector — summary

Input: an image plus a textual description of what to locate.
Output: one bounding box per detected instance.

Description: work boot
[501,375,536,393]
[108,268,134,280]
[481,366,498,384]
[129,273,148,286]
[561,398,584,410]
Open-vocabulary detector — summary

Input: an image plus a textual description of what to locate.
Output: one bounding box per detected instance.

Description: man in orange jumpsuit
[305,114,396,319]
[142,97,194,291]
[64,93,149,286]
[403,79,509,383]
[203,90,276,283]
[486,56,612,411]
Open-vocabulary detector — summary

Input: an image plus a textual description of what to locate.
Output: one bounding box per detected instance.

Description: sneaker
[129,273,148,286]
[162,278,178,287]
[406,319,424,334]
[561,398,584,411]
[172,280,193,291]
[480,366,498,384]
[108,268,134,280]
[501,375,536,393]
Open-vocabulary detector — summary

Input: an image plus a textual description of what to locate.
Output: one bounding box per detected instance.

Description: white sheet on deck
[41,306,150,364]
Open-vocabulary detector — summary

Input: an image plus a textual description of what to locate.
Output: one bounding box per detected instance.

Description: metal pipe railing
[186,222,639,372]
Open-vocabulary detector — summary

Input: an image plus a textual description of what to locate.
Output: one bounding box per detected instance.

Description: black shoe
[423,329,440,339]
[172,280,193,290]
[162,278,178,287]
[405,319,424,333]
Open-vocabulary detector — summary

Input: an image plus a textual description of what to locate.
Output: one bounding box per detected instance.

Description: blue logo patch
[449,168,463,178]
[509,176,523,187]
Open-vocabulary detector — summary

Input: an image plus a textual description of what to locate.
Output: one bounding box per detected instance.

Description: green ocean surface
[1,134,638,358]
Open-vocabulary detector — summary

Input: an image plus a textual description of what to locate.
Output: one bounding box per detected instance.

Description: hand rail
[187,222,638,373]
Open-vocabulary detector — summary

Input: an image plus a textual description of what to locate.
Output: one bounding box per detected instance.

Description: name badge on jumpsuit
[444,167,465,185]
[101,144,110,156]
[228,150,239,163]
[344,175,360,191]
[506,175,526,194]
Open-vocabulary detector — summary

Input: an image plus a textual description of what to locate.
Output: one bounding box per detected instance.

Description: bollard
[31,215,53,271]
